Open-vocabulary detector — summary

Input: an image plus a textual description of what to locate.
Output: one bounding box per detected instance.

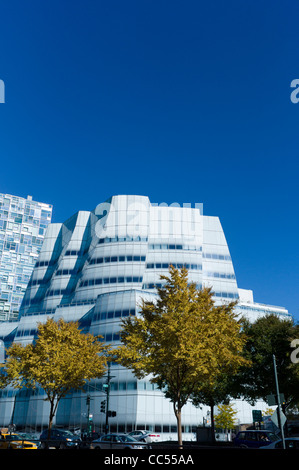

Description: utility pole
[105,363,111,434]
[86,394,91,433]
[273,354,286,449]
[103,362,115,434]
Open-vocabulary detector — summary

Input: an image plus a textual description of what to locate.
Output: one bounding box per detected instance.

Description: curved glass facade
[0,195,290,435]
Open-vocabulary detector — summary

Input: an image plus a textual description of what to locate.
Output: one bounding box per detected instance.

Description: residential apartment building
[0,193,52,321]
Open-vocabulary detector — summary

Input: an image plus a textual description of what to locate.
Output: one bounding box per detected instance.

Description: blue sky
[0,0,299,320]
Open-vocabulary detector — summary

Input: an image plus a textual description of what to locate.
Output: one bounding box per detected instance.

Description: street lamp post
[86,361,116,433]
[86,394,91,433]
[273,354,286,449]
[102,362,116,433]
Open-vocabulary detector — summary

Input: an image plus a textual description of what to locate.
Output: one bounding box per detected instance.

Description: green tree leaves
[0,318,108,433]
[115,266,248,446]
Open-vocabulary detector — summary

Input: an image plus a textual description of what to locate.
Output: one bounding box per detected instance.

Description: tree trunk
[210,401,216,443]
[47,397,58,440]
[174,406,183,449]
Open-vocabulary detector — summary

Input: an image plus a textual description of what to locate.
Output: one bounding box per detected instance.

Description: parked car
[288,422,299,436]
[0,432,38,449]
[262,437,299,449]
[80,431,104,448]
[18,432,41,447]
[83,431,103,441]
[90,433,149,450]
[128,430,160,443]
[39,428,81,449]
[233,430,280,448]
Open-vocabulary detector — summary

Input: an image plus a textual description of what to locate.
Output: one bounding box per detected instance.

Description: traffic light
[86,395,90,406]
[108,411,117,417]
[100,400,106,413]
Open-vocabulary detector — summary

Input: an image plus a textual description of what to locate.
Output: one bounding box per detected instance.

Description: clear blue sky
[0,1,298,320]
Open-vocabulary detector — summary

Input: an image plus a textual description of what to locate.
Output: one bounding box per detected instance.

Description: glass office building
[0,195,290,435]
[0,194,52,322]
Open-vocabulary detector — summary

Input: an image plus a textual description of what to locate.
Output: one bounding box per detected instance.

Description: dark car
[288,422,299,437]
[80,431,104,448]
[234,430,280,448]
[39,428,81,449]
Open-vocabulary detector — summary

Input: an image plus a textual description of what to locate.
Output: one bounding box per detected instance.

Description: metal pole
[105,362,111,434]
[273,354,286,449]
[86,394,91,433]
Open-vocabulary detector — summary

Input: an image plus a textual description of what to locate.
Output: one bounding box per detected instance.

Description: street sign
[271,409,286,428]
[252,410,262,422]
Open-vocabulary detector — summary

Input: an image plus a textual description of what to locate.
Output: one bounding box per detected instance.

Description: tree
[0,318,108,436]
[191,374,233,442]
[114,266,249,447]
[229,314,299,412]
[214,403,237,438]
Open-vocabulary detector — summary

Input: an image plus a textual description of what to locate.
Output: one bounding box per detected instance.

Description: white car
[128,430,160,443]
[262,437,299,449]
[90,433,148,450]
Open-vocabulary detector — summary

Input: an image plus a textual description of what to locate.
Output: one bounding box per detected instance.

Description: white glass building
[0,195,290,436]
[0,193,52,321]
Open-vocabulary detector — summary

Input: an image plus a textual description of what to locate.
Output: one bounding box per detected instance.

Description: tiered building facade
[0,195,290,436]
